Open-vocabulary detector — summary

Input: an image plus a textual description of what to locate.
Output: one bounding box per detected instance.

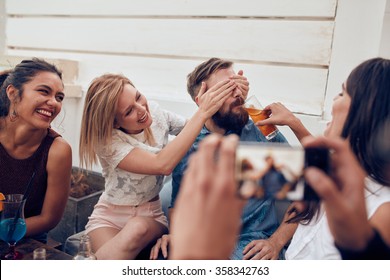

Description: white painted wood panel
[6,18,334,66]
[63,84,82,98]
[7,0,337,18]
[6,49,327,116]
[324,0,387,120]
[0,1,5,53]
[0,55,79,83]
[379,0,390,57]
[0,55,82,98]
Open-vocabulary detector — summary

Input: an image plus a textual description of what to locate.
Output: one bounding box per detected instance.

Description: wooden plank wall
[0,0,5,53]
[380,1,390,62]
[0,55,82,98]
[4,0,336,114]
[3,0,339,159]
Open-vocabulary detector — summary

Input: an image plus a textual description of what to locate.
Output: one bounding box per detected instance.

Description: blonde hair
[79,74,155,169]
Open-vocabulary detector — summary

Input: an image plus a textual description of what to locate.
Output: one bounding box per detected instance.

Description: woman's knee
[130,218,150,237]
[123,217,158,248]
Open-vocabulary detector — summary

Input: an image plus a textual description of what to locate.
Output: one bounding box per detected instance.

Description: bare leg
[88,216,167,259]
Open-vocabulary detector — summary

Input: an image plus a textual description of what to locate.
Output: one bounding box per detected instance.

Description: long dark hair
[288,57,390,224]
[0,58,62,117]
[373,118,390,183]
[343,58,390,186]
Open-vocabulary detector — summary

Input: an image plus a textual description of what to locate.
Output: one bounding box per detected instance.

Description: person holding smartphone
[170,128,390,260]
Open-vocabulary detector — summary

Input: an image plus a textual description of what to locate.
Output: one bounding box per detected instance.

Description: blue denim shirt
[171,120,288,259]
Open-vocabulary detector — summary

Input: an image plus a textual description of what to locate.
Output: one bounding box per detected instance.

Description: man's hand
[149,234,170,260]
[242,239,280,260]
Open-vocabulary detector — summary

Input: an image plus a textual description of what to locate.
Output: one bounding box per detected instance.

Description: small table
[0,238,73,260]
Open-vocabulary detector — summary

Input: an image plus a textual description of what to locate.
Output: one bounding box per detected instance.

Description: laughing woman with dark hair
[0,58,72,243]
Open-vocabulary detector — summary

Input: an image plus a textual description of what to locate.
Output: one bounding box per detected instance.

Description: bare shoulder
[48,136,72,164]
[370,202,390,245]
[46,137,72,190]
[372,201,390,220]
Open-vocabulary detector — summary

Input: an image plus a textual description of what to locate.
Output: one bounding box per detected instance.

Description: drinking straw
[21,171,36,201]
[7,172,36,241]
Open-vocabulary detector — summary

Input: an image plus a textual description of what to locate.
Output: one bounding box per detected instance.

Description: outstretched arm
[118,80,235,175]
[256,102,311,143]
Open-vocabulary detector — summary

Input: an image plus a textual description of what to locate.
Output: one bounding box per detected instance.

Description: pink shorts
[85,197,168,235]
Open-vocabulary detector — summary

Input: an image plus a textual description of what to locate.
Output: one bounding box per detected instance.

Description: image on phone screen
[236,143,323,201]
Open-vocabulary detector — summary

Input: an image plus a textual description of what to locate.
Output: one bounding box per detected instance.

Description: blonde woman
[79,73,242,259]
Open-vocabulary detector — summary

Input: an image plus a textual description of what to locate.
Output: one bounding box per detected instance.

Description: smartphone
[236,143,329,201]
[303,146,331,200]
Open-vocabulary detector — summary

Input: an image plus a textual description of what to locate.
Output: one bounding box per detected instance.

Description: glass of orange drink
[244,96,278,140]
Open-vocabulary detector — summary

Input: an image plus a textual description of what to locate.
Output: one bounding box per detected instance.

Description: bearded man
[152,58,297,260]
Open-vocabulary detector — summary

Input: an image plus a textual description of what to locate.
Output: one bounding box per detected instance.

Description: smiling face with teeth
[114,83,152,134]
[8,71,64,129]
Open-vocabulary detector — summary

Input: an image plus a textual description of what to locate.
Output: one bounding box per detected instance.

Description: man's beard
[212,98,249,134]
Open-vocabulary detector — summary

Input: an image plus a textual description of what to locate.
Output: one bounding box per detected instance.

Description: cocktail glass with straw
[0,171,35,259]
[0,194,27,259]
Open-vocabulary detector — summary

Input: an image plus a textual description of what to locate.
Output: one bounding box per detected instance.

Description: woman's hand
[196,79,235,119]
[230,70,249,100]
[255,102,296,127]
[256,102,311,142]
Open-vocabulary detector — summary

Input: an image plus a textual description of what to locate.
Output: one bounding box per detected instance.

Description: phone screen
[236,143,326,201]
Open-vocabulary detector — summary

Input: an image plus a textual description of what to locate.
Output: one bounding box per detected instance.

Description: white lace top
[96,101,186,206]
[285,177,390,259]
